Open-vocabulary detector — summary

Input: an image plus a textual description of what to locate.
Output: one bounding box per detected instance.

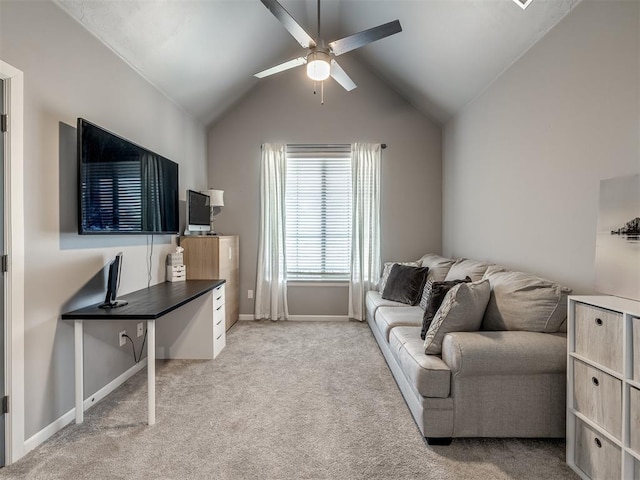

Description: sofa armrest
[441,331,566,377]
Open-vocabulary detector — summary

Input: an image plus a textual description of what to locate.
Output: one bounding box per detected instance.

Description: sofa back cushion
[481,266,572,332]
[417,254,455,284]
[444,258,493,282]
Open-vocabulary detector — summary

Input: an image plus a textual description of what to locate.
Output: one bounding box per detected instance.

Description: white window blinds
[285,145,352,280]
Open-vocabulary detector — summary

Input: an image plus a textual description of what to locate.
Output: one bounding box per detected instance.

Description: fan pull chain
[321,81,324,105]
[313,81,317,95]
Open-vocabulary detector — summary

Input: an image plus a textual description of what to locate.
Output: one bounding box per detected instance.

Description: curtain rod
[285,143,387,149]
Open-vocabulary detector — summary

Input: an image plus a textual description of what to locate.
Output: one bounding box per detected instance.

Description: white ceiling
[54,0,581,126]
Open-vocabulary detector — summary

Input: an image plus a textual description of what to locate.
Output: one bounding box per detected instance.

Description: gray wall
[0,1,207,437]
[207,57,441,316]
[443,0,639,294]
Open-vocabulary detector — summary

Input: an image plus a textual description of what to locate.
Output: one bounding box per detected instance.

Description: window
[285,145,352,280]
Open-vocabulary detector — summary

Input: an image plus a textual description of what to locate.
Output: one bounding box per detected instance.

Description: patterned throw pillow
[424,279,491,355]
[378,261,420,294]
[419,279,434,310]
[420,277,471,340]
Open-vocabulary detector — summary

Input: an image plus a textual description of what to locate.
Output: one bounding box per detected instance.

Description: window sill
[287,279,349,287]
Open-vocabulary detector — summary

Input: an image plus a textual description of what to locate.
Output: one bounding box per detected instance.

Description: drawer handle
[595,317,603,326]
[216,305,222,311]
[216,296,223,301]
[594,438,602,448]
[216,333,223,340]
[592,377,600,387]
[216,319,223,326]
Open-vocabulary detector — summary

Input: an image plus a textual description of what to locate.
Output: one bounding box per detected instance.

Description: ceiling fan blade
[260,0,317,49]
[254,57,307,78]
[328,20,402,56]
[330,60,356,91]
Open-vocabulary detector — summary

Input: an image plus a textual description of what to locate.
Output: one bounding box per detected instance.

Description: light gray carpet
[2,321,576,479]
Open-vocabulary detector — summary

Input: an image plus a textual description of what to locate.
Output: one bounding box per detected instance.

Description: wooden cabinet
[180,235,239,332]
[567,296,640,479]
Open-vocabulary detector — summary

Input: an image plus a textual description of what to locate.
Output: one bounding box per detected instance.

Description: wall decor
[594,173,640,301]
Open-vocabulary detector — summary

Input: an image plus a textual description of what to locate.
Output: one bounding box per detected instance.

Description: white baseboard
[239,314,349,322]
[24,359,147,454]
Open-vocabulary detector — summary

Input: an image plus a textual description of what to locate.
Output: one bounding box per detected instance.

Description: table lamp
[201,189,224,234]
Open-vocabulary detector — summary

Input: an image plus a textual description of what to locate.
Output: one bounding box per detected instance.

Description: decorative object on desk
[201,189,224,234]
[594,173,640,301]
[99,252,128,309]
[166,246,186,282]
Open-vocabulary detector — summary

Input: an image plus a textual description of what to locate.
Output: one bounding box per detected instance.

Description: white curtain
[348,143,381,321]
[255,143,289,320]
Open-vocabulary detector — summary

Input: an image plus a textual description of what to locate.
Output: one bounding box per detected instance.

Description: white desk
[62,280,225,426]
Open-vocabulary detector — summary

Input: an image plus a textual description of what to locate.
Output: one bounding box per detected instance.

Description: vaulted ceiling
[54,0,581,126]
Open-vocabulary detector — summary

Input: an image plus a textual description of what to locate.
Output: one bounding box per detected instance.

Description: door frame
[0,60,25,465]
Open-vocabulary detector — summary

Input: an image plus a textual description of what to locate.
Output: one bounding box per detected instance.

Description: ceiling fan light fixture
[306,51,331,81]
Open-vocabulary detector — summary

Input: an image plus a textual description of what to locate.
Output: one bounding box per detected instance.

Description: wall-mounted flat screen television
[77,118,179,235]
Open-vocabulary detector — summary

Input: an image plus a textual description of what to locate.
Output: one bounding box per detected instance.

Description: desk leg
[74,320,84,424]
[147,319,155,425]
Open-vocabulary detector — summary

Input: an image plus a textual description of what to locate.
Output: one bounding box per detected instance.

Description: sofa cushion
[365,290,405,318]
[378,261,420,294]
[481,266,572,333]
[444,258,493,282]
[389,327,451,398]
[421,277,472,340]
[424,280,491,355]
[382,264,429,305]
[374,306,423,341]
[417,254,455,284]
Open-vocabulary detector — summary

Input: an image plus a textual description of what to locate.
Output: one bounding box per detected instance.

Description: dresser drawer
[573,359,622,439]
[575,303,623,373]
[575,419,621,480]
[634,317,640,382]
[213,284,226,309]
[631,386,640,455]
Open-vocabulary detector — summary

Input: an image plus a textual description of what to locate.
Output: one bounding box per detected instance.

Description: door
[0,78,6,466]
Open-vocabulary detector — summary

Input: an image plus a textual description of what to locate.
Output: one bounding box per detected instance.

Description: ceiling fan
[254,0,402,102]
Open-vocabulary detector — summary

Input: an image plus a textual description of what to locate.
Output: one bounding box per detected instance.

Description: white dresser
[567,295,640,479]
[213,283,226,358]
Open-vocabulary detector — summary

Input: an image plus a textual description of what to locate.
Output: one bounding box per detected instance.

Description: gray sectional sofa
[366,254,570,444]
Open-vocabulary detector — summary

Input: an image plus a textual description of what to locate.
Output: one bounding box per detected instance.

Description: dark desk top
[61,280,225,320]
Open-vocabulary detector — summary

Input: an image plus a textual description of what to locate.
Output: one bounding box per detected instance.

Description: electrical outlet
[119,330,127,347]
[248,289,253,299]
[137,322,144,337]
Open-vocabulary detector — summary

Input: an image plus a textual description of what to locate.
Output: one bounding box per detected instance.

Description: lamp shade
[201,189,224,207]
[306,51,331,81]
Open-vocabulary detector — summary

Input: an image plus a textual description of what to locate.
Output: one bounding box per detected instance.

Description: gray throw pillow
[378,261,420,294]
[424,279,491,355]
[420,277,472,340]
[381,264,429,305]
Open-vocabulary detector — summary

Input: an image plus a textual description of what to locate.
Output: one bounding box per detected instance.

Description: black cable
[122,328,148,363]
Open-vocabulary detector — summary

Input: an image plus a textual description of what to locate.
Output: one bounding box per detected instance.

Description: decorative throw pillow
[419,278,434,310]
[381,264,429,305]
[378,261,420,294]
[424,279,491,355]
[420,277,471,339]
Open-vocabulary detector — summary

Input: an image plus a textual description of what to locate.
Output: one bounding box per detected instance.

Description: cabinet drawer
[575,419,621,480]
[631,386,640,455]
[213,284,225,309]
[575,303,623,373]
[214,308,225,337]
[213,330,226,358]
[573,359,622,439]
[634,317,640,382]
